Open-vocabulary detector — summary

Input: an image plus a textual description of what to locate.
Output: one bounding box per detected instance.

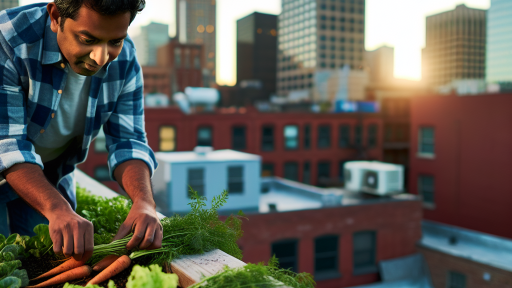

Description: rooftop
[155,148,260,164]
[419,220,512,272]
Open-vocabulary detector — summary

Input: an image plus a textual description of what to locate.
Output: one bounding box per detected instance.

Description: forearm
[114,160,155,206]
[3,163,73,217]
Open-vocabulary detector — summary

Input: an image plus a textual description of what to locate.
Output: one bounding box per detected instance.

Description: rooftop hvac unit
[344,161,404,195]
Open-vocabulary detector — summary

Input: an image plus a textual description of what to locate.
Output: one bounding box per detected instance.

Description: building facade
[409,92,512,239]
[421,4,486,89]
[141,66,172,97]
[0,0,17,10]
[277,0,365,98]
[364,45,394,86]
[176,0,216,87]
[486,0,512,90]
[237,12,278,95]
[132,22,169,66]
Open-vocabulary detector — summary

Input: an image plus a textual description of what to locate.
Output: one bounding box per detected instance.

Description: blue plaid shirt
[0,3,157,207]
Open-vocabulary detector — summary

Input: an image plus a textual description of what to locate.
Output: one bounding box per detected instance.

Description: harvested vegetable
[0,260,22,279]
[30,258,86,280]
[10,270,28,287]
[63,280,116,288]
[0,276,21,288]
[92,255,120,272]
[27,265,92,288]
[126,264,178,288]
[86,255,131,285]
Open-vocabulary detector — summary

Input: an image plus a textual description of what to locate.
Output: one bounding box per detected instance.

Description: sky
[21,0,490,85]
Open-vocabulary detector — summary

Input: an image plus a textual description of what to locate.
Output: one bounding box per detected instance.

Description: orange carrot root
[31,257,86,280]
[86,255,131,286]
[92,255,120,272]
[27,265,92,288]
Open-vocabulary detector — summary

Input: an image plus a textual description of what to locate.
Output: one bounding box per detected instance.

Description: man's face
[48,4,131,76]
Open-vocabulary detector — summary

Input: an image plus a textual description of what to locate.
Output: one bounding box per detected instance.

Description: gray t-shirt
[33,64,91,163]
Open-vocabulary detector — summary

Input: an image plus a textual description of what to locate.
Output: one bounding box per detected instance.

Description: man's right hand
[47,207,94,261]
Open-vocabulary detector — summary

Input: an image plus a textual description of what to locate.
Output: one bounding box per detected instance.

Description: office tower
[422,4,486,89]
[486,0,512,91]
[277,0,366,98]
[132,22,169,66]
[237,12,278,95]
[176,0,216,87]
[0,0,18,10]
[365,45,394,85]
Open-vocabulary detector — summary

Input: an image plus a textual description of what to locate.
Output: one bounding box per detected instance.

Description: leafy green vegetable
[126,265,178,288]
[25,224,53,257]
[0,276,21,288]
[63,280,116,288]
[9,270,27,287]
[0,260,21,280]
[190,256,315,288]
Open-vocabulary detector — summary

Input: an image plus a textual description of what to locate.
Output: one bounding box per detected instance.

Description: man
[0,0,162,262]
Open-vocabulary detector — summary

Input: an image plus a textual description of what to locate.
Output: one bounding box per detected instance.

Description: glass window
[354,125,362,146]
[187,168,204,197]
[194,55,200,69]
[284,162,299,181]
[353,231,377,274]
[160,126,176,151]
[174,47,181,67]
[418,175,435,205]
[367,124,378,148]
[315,235,338,273]
[303,161,311,184]
[317,161,330,186]
[448,271,466,288]
[261,126,275,151]
[419,127,435,155]
[228,166,244,194]
[232,126,246,150]
[318,125,331,148]
[339,125,350,148]
[197,127,213,147]
[262,163,274,177]
[94,128,107,153]
[284,125,299,150]
[94,165,110,182]
[272,240,298,272]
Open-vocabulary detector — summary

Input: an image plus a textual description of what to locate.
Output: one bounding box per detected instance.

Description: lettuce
[126,265,178,288]
[63,280,116,288]
[9,270,27,287]
[0,276,21,288]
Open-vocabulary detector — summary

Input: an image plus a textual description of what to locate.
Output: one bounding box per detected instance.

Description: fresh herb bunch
[190,256,316,288]
[91,190,244,267]
[76,185,132,245]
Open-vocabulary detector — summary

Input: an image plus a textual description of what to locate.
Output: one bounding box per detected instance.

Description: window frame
[284,125,299,150]
[317,124,331,149]
[418,127,435,158]
[314,235,341,280]
[187,168,205,197]
[367,124,378,148]
[232,126,247,151]
[317,161,331,187]
[227,166,244,194]
[283,162,299,181]
[418,175,435,208]
[352,230,378,275]
[261,125,275,151]
[447,271,467,288]
[197,126,213,147]
[338,124,351,148]
[303,124,311,149]
[271,239,298,272]
[159,125,177,152]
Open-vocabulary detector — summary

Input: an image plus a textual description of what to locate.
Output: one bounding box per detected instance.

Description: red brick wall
[419,246,512,288]
[239,200,423,288]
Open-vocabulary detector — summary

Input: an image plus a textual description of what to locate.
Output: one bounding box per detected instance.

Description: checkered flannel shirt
[0,3,157,208]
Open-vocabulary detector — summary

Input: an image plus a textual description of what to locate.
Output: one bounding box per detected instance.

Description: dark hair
[54,0,145,29]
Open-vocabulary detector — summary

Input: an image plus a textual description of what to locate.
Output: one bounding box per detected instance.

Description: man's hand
[112,200,163,250]
[47,207,94,261]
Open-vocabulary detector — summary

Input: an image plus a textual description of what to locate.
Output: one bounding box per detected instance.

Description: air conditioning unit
[344,161,404,195]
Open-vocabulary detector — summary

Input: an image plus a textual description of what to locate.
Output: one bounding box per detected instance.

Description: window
[271,240,298,272]
[284,162,299,181]
[228,166,244,194]
[284,125,299,150]
[315,235,339,275]
[304,124,311,149]
[94,128,107,153]
[354,125,362,146]
[197,127,212,147]
[262,163,274,177]
[187,168,204,197]
[419,127,435,156]
[94,165,110,182]
[303,162,311,184]
[174,47,181,67]
[418,175,435,206]
[367,124,377,148]
[261,126,274,151]
[339,160,349,181]
[448,271,466,288]
[317,161,330,186]
[353,231,377,274]
[232,126,246,150]
[318,125,331,148]
[339,125,350,148]
[194,55,200,69]
[159,126,176,151]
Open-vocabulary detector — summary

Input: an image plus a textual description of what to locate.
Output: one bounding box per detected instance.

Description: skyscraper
[132,22,169,66]
[422,4,486,89]
[486,0,512,90]
[277,0,366,98]
[176,0,216,87]
[237,12,278,95]
[0,0,18,10]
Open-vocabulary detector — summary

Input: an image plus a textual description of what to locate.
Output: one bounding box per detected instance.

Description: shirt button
[58,90,62,94]
[40,129,45,134]
[51,113,55,118]
[60,63,65,69]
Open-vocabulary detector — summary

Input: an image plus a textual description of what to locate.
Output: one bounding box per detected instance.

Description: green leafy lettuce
[126,265,178,288]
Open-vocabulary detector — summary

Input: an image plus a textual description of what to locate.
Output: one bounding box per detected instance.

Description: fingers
[126,221,148,251]
[52,231,63,255]
[146,225,163,250]
[63,225,74,258]
[113,223,132,242]
[83,221,94,262]
[139,224,158,250]
[73,223,84,261]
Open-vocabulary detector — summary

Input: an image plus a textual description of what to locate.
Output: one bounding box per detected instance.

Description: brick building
[141,66,171,97]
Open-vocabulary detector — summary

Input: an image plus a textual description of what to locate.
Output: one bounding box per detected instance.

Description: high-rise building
[237,12,278,95]
[486,0,512,90]
[365,45,394,85]
[277,0,366,98]
[132,22,169,66]
[422,4,486,89]
[176,0,216,87]
[0,0,18,10]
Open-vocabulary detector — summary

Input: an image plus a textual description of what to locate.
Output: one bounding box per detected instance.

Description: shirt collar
[41,17,62,65]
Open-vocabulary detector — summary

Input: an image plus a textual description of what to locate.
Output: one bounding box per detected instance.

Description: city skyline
[21,0,489,85]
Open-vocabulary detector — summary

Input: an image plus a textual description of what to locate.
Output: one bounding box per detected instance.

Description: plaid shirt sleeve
[0,48,44,174]
[103,49,157,181]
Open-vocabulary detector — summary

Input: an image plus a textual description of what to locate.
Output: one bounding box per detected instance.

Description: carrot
[31,257,86,280]
[27,265,92,287]
[86,255,131,285]
[92,255,120,272]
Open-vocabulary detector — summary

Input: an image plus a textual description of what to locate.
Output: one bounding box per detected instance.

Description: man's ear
[47,3,62,33]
